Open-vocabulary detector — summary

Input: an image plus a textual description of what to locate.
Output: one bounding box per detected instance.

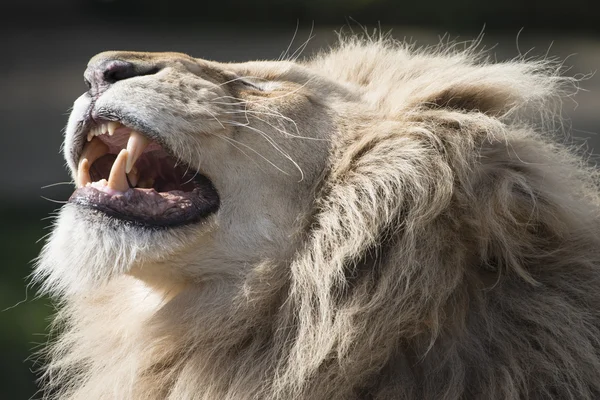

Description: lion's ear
[414,60,570,117]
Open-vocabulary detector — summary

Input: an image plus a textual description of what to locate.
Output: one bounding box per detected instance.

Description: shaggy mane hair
[36,36,600,399]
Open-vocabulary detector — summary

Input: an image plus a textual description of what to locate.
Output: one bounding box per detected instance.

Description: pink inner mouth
[69,121,219,227]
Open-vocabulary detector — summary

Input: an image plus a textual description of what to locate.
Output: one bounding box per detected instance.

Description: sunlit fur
[35,36,600,399]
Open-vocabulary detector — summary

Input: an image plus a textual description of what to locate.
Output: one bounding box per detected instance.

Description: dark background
[1,0,598,398]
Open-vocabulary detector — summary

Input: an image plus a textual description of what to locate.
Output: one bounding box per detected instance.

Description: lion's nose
[84,59,159,94]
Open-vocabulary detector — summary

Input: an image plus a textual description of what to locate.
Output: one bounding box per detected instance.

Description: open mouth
[68,121,219,227]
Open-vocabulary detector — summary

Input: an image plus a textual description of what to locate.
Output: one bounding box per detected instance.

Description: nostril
[103,61,136,84]
[102,60,161,84]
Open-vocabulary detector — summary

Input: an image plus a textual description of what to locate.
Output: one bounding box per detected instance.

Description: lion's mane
[37,37,600,399]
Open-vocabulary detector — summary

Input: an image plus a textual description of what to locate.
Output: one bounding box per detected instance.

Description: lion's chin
[35,204,216,297]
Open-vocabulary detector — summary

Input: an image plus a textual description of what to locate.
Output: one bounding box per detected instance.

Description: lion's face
[42,51,340,294]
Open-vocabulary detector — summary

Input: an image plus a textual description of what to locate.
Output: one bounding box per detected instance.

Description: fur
[35,36,600,399]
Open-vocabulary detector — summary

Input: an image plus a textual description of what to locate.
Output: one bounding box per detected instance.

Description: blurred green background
[2,0,599,398]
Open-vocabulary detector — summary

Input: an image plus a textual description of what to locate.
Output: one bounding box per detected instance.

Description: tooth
[125,131,150,174]
[101,124,107,134]
[127,166,139,187]
[80,137,109,166]
[90,179,107,190]
[77,158,91,187]
[107,149,130,192]
[107,121,120,136]
[87,132,93,142]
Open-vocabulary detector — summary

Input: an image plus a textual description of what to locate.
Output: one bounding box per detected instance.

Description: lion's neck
[51,274,288,399]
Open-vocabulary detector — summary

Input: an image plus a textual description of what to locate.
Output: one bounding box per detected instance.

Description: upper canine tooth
[87,131,94,142]
[107,149,130,193]
[107,121,120,136]
[125,131,151,174]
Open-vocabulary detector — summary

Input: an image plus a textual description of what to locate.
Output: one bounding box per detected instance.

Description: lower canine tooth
[78,138,109,187]
[107,149,130,193]
[77,158,91,188]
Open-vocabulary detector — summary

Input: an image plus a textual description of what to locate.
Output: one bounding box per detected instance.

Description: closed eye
[239,79,264,91]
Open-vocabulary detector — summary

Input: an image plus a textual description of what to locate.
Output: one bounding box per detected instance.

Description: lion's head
[38,50,338,295]
[36,37,600,399]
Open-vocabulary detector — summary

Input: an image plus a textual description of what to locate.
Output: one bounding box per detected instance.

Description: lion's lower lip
[69,174,219,228]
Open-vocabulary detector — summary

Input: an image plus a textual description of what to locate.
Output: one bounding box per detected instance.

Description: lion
[35,36,600,399]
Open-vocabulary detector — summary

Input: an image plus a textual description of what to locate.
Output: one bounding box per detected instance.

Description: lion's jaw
[38,52,335,296]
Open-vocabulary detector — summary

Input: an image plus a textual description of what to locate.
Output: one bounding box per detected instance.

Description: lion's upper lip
[68,117,220,227]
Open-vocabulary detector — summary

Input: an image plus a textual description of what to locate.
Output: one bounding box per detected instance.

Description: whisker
[208,131,271,173]
[225,120,304,181]
[197,105,226,130]
[216,76,269,88]
[222,110,325,141]
[221,121,295,176]
[40,196,68,204]
[41,182,73,189]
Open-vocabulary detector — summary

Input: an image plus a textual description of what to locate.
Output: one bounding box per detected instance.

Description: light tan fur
[36,36,600,399]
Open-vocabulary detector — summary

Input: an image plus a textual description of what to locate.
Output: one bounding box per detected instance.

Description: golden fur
[36,36,600,399]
